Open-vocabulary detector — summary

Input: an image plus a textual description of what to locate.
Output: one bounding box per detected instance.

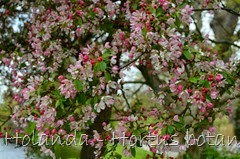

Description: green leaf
[77,93,87,104]
[18,52,23,57]
[94,63,100,72]
[133,3,138,10]
[20,62,27,68]
[156,8,163,17]
[105,72,111,82]
[183,50,192,60]
[130,147,136,158]
[103,49,112,57]
[161,127,167,135]
[74,107,81,114]
[174,122,184,131]
[54,144,61,159]
[74,79,83,92]
[100,21,114,34]
[175,16,181,27]
[205,94,211,101]
[199,80,210,88]
[189,77,199,83]
[142,28,147,37]
[86,98,92,105]
[32,109,40,116]
[56,99,64,109]
[223,71,235,85]
[99,62,107,71]
[78,18,82,26]
[114,153,122,159]
[55,100,60,108]
[167,125,175,135]
[26,122,36,135]
[152,44,161,50]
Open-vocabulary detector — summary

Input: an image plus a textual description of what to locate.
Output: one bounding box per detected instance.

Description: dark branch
[208,39,240,49]
[119,53,145,70]
[193,7,240,17]
[122,81,146,84]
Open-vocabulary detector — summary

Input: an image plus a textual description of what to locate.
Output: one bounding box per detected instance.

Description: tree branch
[122,81,146,84]
[193,7,240,16]
[208,39,240,49]
[192,15,240,49]
[119,53,145,70]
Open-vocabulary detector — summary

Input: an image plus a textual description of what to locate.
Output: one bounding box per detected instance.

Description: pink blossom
[167,18,175,25]
[102,122,107,127]
[176,84,183,94]
[159,0,170,10]
[58,129,66,135]
[112,66,118,74]
[181,5,193,25]
[200,106,206,113]
[40,146,55,159]
[128,53,133,59]
[207,102,214,109]
[210,91,218,99]
[2,58,11,67]
[209,127,216,134]
[110,56,117,65]
[179,145,187,152]
[57,120,64,126]
[94,100,105,113]
[162,134,171,141]
[83,54,89,62]
[104,42,111,49]
[58,75,64,81]
[150,147,157,153]
[51,128,57,135]
[76,10,84,16]
[122,148,132,157]
[76,28,81,37]
[215,74,223,82]
[173,115,180,122]
[59,79,77,99]
[226,107,233,115]
[208,117,213,122]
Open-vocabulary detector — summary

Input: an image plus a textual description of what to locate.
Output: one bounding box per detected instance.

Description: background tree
[0,0,239,159]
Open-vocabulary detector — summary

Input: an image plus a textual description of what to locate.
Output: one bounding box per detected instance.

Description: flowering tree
[0,0,240,159]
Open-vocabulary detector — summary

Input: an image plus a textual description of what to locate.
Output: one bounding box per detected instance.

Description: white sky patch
[201,11,215,39]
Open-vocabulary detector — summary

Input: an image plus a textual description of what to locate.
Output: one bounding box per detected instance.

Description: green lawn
[51,144,150,159]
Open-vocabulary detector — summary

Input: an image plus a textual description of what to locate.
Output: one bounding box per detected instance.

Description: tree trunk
[80,107,112,159]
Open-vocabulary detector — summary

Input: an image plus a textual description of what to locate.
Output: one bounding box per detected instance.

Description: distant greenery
[184,146,240,159]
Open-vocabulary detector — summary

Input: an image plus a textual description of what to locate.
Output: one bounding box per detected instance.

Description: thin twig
[120,88,131,109]
[119,53,145,70]
[0,116,11,129]
[122,81,146,84]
